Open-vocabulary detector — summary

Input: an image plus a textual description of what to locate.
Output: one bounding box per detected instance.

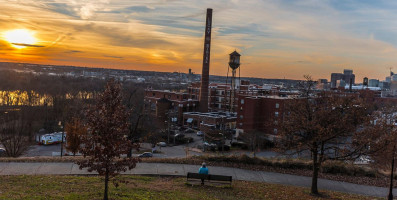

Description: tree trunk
[104,169,109,200]
[388,146,395,200]
[311,149,319,194]
[128,115,142,158]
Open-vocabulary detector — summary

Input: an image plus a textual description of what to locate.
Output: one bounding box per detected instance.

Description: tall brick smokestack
[199,8,212,113]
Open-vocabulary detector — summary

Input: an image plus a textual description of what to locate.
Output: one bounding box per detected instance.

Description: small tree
[0,121,31,157]
[278,75,368,195]
[77,80,139,200]
[0,110,33,157]
[65,118,86,156]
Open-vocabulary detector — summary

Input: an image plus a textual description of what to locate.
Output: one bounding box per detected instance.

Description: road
[0,162,392,198]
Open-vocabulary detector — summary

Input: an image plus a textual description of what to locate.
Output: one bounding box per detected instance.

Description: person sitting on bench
[198,162,209,185]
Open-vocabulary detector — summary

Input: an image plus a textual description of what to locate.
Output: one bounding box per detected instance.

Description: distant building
[316,79,330,90]
[368,79,379,87]
[330,69,355,88]
[317,79,328,84]
[379,81,390,90]
[363,77,368,87]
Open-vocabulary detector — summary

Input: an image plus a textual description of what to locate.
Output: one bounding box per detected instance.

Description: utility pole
[167,118,170,145]
[59,121,64,158]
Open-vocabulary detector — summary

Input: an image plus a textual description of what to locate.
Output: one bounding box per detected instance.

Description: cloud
[100,6,154,14]
[64,50,82,53]
[103,55,123,59]
[2,0,397,80]
[11,43,45,47]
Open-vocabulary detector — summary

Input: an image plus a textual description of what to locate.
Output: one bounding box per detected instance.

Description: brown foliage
[76,79,139,200]
[278,75,369,194]
[65,118,87,156]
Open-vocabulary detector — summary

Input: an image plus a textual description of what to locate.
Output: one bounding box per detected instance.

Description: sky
[1,0,397,81]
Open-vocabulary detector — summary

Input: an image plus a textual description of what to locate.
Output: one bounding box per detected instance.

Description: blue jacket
[198,167,209,174]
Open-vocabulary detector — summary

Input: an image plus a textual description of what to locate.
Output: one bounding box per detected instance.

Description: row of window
[240,99,279,109]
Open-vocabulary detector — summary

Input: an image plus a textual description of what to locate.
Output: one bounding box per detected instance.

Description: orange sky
[1,1,397,81]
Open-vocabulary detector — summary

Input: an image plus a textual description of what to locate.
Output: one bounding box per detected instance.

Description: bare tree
[278,75,369,195]
[0,114,32,157]
[241,130,263,157]
[77,80,139,200]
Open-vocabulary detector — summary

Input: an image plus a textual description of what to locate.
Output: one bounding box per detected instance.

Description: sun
[3,29,37,49]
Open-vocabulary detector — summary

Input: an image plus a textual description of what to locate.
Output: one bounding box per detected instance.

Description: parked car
[157,142,167,147]
[204,142,217,151]
[185,128,195,133]
[196,131,204,136]
[138,152,153,158]
[231,141,248,150]
[174,133,185,138]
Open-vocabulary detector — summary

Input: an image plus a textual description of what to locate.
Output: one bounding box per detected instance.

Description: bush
[217,145,230,151]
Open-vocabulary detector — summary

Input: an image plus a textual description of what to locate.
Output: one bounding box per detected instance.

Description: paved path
[0,162,391,198]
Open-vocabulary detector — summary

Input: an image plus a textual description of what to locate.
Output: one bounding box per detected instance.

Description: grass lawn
[0,175,381,200]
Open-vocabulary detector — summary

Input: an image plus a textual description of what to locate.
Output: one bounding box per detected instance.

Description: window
[275,103,279,108]
[240,115,243,119]
[152,93,155,97]
[274,128,278,134]
[241,99,244,104]
[275,112,279,117]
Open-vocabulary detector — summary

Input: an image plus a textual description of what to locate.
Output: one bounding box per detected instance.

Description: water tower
[224,51,241,112]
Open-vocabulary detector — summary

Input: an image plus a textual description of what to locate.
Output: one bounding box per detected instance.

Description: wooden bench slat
[209,175,232,181]
[187,172,232,185]
[187,172,209,179]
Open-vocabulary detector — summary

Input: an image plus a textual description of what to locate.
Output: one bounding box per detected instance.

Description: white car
[197,131,204,136]
[157,142,167,147]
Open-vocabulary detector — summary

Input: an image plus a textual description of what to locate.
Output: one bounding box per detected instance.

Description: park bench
[186,172,232,186]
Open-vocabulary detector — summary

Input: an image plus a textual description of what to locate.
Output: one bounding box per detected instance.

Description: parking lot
[23,130,205,158]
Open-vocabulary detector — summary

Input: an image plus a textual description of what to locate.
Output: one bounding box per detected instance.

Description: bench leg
[201,179,204,185]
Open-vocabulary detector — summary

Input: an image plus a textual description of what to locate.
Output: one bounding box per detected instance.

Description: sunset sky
[1,0,397,81]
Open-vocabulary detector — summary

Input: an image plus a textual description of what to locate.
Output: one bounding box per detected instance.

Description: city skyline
[1,0,397,81]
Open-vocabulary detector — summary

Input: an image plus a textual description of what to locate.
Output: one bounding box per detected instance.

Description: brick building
[144,90,199,125]
[182,112,237,135]
[236,95,291,140]
[187,80,280,112]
